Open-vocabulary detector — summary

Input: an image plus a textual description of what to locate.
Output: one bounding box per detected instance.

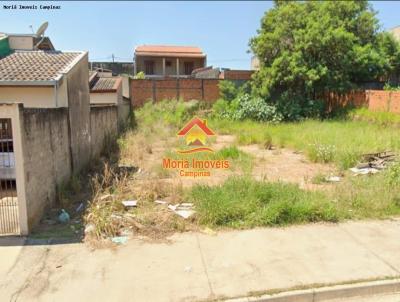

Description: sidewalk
[0,219,399,302]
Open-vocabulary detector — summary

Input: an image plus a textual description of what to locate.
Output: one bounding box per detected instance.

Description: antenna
[35,22,48,37]
[33,22,49,50]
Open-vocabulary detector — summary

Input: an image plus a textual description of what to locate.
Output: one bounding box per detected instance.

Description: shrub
[219,80,239,102]
[276,92,326,121]
[307,143,336,163]
[387,161,400,185]
[234,94,283,123]
[134,71,145,79]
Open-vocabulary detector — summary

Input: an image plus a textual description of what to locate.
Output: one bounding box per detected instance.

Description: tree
[250,0,400,101]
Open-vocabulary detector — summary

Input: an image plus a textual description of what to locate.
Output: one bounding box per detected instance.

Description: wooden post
[162,57,166,77]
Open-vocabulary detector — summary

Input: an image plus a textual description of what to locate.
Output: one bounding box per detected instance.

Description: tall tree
[250,0,399,100]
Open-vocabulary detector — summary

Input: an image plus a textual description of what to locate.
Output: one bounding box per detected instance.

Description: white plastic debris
[111,236,128,245]
[350,167,379,175]
[154,199,167,205]
[122,200,137,207]
[84,223,95,234]
[168,203,195,219]
[325,176,341,182]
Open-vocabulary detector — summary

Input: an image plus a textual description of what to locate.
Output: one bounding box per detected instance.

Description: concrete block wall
[21,108,72,229]
[66,54,91,172]
[131,79,220,107]
[367,90,400,113]
[90,105,118,158]
[324,90,400,114]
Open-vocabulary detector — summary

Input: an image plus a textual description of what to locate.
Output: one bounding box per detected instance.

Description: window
[144,60,154,75]
[184,62,194,75]
[166,60,172,67]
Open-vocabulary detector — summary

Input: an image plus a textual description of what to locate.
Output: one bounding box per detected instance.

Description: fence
[324,90,400,114]
[131,78,220,107]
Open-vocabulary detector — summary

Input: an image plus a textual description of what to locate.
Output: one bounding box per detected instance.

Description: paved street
[0,219,399,302]
[330,292,400,302]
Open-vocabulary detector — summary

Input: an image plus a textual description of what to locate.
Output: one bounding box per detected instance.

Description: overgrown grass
[211,118,400,169]
[190,176,338,228]
[190,166,400,228]
[349,107,400,126]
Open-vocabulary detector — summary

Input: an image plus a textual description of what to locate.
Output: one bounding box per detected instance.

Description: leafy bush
[234,94,283,123]
[383,83,400,91]
[134,71,145,79]
[219,80,239,102]
[213,94,283,123]
[218,80,251,102]
[276,92,326,121]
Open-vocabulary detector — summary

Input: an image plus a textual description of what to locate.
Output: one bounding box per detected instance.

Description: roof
[89,74,121,93]
[0,50,85,84]
[135,45,205,58]
[177,117,215,136]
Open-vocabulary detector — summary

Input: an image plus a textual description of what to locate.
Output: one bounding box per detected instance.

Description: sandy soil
[130,134,336,190]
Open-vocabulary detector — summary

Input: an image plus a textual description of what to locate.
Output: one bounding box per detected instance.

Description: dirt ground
[130,134,336,190]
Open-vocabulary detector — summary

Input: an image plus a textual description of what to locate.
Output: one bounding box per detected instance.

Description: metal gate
[0,118,20,235]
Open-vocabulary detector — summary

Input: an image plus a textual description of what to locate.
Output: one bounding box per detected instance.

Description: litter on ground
[58,209,70,223]
[154,199,168,205]
[111,236,128,244]
[350,167,379,175]
[350,151,397,175]
[84,223,95,234]
[168,203,195,219]
[325,176,341,182]
[75,203,84,213]
[122,200,137,207]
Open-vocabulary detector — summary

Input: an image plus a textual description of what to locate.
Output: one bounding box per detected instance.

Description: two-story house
[134,45,206,78]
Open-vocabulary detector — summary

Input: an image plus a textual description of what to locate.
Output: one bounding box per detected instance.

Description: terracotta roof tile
[0,50,84,82]
[135,45,205,57]
[90,76,121,92]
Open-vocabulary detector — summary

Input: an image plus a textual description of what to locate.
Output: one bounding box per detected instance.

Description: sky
[0,1,399,70]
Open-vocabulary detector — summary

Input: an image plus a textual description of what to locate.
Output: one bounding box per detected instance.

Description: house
[0,50,89,108]
[389,26,400,42]
[89,69,123,105]
[0,39,91,235]
[89,69,131,129]
[134,45,206,78]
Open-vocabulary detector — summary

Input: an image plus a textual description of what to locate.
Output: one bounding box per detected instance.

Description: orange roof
[135,45,205,58]
[177,117,215,136]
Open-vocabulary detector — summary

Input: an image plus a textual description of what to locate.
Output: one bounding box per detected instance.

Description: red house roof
[135,45,206,58]
[177,117,215,136]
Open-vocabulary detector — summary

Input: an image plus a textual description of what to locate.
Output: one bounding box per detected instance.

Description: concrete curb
[225,279,400,302]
